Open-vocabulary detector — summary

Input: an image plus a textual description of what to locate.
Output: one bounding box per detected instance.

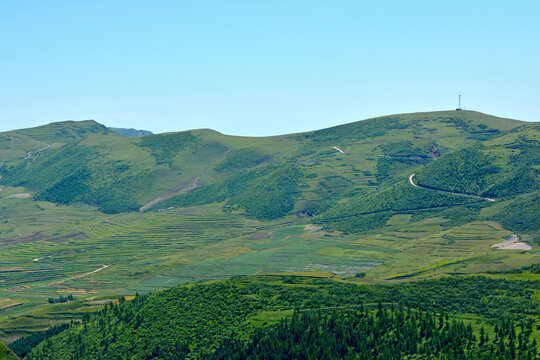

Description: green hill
[23,275,540,359]
[0,120,109,163]
[1,110,539,352]
[316,124,539,236]
[1,110,530,215]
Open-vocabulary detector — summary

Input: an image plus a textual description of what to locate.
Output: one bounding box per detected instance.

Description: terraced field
[1,191,536,342]
[1,111,539,345]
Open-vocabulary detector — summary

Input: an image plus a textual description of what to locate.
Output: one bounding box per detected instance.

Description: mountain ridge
[2,109,535,138]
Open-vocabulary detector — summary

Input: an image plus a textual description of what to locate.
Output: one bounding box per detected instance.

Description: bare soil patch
[5,193,31,199]
[491,234,532,251]
[0,302,23,311]
[246,231,275,240]
[2,232,88,246]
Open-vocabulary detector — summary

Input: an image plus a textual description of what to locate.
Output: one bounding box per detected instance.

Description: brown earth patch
[5,193,31,199]
[1,234,48,245]
[246,231,274,240]
[0,267,24,272]
[49,232,89,243]
[1,232,88,246]
[0,302,23,311]
[5,286,30,292]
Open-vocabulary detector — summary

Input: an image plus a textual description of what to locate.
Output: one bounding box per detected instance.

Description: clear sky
[1,1,539,135]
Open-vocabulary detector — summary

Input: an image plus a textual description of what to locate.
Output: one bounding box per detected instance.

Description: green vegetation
[164,163,304,220]
[137,132,197,166]
[0,141,149,213]
[416,148,499,195]
[24,275,540,359]
[8,323,72,359]
[215,308,535,360]
[1,143,97,196]
[213,148,268,173]
[0,110,538,358]
[415,134,538,199]
[304,116,408,142]
[316,180,481,233]
[491,194,540,236]
[489,263,540,275]
[47,295,74,304]
[0,342,19,360]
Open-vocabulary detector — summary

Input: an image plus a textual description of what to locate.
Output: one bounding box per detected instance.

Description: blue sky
[1,1,538,135]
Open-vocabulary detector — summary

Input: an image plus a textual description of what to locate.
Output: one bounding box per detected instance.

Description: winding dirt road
[409,174,495,202]
[24,143,56,160]
[36,265,110,288]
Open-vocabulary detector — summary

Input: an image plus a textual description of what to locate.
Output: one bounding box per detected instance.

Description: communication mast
[456,95,462,111]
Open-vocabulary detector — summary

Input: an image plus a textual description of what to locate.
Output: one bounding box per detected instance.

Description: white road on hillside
[408,174,495,202]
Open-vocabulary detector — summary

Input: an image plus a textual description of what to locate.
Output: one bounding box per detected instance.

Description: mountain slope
[1,110,539,347]
[1,111,531,215]
[316,124,539,236]
[0,120,109,164]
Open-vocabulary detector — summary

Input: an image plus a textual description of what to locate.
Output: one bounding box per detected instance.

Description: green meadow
[1,110,539,345]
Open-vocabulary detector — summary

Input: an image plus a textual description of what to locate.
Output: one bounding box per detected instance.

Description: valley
[0,110,538,358]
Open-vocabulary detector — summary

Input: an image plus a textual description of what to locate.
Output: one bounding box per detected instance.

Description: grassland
[1,191,537,342]
[0,110,538,346]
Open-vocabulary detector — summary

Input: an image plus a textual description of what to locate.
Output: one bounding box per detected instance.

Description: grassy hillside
[316,179,483,233]
[415,127,539,198]
[1,110,529,215]
[0,120,109,164]
[0,110,538,349]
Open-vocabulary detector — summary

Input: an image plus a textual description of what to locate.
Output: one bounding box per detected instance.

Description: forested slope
[214,309,537,360]
[24,275,540,359]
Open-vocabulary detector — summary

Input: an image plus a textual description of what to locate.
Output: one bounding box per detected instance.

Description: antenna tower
[456,95,462,111]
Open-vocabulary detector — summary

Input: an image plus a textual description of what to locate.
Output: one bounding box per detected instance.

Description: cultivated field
[1,188,537,342]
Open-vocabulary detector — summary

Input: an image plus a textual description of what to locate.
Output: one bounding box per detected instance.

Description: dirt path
[332,146,345,154]
[139,149,231,212]
[4,193,31,199]
[139,172,205,212]
[24,142,56,160]
[409,174,495,202]
[35,265,110,288]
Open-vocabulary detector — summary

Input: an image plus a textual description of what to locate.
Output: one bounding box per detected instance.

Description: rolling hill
[21,275,540,359]
[0,111,533,215]
[0,110,538,357]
